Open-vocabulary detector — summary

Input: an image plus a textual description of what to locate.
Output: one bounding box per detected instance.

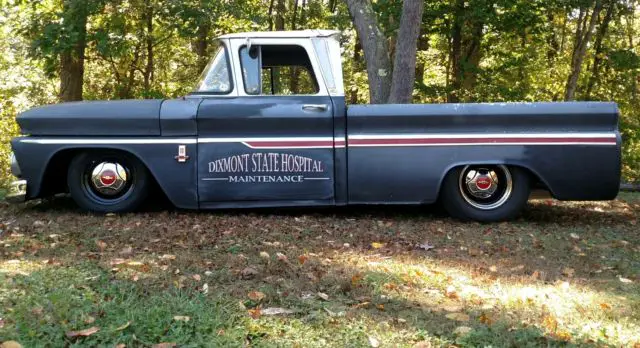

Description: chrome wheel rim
[84,161,133,201]
[458,165,513,210]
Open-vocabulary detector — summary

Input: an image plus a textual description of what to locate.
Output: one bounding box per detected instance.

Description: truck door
[196,39,335,205]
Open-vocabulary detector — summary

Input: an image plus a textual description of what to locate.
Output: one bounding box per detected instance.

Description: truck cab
[187,30,347,207]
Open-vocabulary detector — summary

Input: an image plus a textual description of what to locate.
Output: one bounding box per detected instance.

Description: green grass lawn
[1,194,639,347]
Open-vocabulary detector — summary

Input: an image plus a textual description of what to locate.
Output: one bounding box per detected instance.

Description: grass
[0,194,639,347]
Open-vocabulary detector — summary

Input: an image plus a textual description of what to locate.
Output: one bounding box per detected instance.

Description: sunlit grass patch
[0,262,249,347]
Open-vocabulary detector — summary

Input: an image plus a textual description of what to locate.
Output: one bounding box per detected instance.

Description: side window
[239,44,319,95]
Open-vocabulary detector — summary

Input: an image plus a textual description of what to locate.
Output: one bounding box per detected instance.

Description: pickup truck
[8,29,621,222]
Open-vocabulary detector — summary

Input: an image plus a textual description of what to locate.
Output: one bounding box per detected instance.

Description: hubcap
[90,162,129,197]
[459,165,513,210]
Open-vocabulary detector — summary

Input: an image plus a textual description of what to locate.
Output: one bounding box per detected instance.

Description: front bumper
[6,179,27,203]
[6,152,26,203]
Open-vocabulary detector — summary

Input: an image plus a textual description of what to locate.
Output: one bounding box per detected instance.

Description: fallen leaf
[562,267,575,277]
[259,251,270,259]
[202,283,209,294]
[173,316,190,322]
[160,254,176,261]
[110,258,127,266]
[119,246,133,256]
[376,304,385,311]
[443,305,463,312]
[445,285,459,299]
[0,341,22,348]
[115,321,130,331]
[192,274,201,282]
[468,247,482,256]
[95,240,107,251]
[298,254,309,265]
[66,326,100,338]
[247,309,261,319]
[248,291,266,301]
[368,336,380,347]
[569,233,580,240]
[599,303,612,310]
[317,292,329,301]
[241,267,259,279]
[453,326,473,336]
[445,313,470,322]
[276,252,288,262]
[479,312,493,325]
[261,307,295,316]
[371,242,385,249]
[619,276,633,283]
[152,343,176,348]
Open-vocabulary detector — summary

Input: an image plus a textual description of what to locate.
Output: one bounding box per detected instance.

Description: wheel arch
[435,161,553,201]
[39,147,166,199]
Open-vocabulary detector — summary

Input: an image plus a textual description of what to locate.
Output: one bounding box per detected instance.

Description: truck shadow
[13,195,634,227]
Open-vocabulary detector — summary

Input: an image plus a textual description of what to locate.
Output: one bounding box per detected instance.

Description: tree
[564,0,603,101]
[59,0,89,102]
[344,0,424,104]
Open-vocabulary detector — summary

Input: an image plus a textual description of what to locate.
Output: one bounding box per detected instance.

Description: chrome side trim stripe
[21,138,198,145]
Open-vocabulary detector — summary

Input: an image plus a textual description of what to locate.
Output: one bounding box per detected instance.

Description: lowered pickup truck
[9,30,621,221]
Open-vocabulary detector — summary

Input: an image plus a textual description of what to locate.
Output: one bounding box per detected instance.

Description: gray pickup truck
[9,30,621,222]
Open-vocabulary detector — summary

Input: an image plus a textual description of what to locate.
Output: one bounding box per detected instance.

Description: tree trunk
[586,0,614,99]
[143,0,154,96]
[59,0,88,102]
[350,35,362,104]
[388,0,424,103]
[268,0,275,30]
[448,0,464,102]
[461,19,483,95]
[344,0,393,104]
[275,0,285,31]
[565,0,603,101]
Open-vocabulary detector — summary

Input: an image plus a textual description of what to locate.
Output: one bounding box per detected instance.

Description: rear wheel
[441,165,530,222]
[67,151,150,213]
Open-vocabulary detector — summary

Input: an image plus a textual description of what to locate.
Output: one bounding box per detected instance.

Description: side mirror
[249,46,259,59]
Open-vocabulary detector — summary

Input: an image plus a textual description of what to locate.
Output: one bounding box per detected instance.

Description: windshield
[194,43,232,93]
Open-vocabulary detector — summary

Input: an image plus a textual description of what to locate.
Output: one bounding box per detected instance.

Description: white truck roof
[218,29,340,39]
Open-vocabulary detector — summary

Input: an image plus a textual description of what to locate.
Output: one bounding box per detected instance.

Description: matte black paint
[17,100,163,136]
[160,98,201,136]
[197,96,335,202]
[10,138,198,209]
[10,98,621,210]
[346,101,621,203]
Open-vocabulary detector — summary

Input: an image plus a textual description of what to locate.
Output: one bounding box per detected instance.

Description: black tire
[441,165,530,222]
[67,151,150,213]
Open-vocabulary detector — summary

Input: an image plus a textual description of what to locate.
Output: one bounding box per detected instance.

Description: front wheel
[67,151,150,213]
[441,165,530,222]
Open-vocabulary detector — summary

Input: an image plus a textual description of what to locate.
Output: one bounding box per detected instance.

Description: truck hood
[17,99,164,136]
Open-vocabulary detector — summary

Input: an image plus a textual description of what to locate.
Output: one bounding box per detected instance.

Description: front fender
[10,137,198,209]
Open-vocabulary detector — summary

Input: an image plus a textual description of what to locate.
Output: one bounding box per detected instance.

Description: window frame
[189,40,235,96]
[229,38,328,97]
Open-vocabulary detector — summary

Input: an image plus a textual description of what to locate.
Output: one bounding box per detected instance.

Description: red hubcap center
[100,170,117,186]
[476,176,492,190]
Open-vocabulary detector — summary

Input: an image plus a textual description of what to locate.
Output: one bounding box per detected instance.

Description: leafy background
[0,0,639,187]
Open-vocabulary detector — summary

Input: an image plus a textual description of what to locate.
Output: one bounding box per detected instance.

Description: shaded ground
[1,194,639,347]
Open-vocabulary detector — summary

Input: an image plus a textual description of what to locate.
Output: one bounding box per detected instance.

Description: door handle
[302,104,328,112]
